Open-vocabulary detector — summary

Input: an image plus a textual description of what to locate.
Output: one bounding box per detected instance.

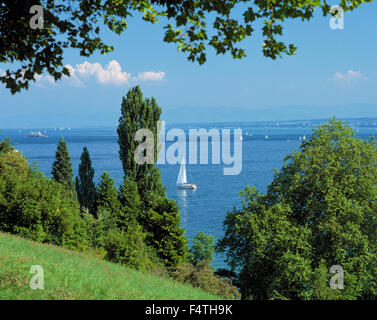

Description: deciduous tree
[217,119,377,300]
[117,85,164,199]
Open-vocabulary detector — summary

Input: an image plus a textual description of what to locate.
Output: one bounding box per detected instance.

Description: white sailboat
[177,158,197,190]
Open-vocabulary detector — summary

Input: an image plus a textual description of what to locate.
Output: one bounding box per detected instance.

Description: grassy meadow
[0,232,220,300]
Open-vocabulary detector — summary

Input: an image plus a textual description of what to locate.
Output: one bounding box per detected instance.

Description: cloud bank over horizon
[33,60,166,88]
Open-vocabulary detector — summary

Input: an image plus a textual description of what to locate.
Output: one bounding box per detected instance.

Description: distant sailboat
[177,159,197,190]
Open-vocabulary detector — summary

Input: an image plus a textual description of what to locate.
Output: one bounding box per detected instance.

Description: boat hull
[177,184,197,190]
[26,135,48,138]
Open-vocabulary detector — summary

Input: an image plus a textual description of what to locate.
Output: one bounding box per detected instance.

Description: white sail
[177,159,187,185]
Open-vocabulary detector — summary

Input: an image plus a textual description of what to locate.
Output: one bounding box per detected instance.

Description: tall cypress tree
[75,146,96,214]
[117,86,188,271]
[117,85,164,199]
[51,137,74,191]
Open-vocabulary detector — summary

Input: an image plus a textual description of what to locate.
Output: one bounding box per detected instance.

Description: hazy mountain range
[161,104,377,124]
[1,104,376,128]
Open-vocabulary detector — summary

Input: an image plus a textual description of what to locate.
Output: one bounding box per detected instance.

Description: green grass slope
[0,232,220,300]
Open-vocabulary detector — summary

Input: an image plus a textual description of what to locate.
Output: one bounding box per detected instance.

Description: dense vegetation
[0,86,238,299]
[0,140,87,250]
[217,119,377,300]
[3,95,375,300]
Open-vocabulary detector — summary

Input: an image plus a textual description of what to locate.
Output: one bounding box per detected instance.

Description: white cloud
[63,64,84,87]
[30,60,166,88]
[74,60,131,85]
[330,70,367,83]
[135,71,166,82]
[32,73,57,88]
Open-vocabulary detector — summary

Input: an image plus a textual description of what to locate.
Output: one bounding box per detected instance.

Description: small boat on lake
[26,131,48,138]
[176,158,197,190]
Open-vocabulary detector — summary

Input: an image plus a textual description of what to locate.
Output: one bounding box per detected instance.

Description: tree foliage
[103,221,160,271]
[142,193,188,271]
[118,177,142,228]
[117,86,188,272]
[95,172,121,216]
[217,119,377,300]
[189,230,215,265]
[117,85,164,199]
[1,0,372,94]
[0,142,30,176]
[75,146,96,214]
[0,146,88,250]
[0,138,14,155]
[87,172,122,246]
[51,137,75,191]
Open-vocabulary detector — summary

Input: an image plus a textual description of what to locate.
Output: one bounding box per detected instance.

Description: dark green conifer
[119,177,142,227]
[75,146,96,214]
[51,137,74,191]
[95,172,121,219]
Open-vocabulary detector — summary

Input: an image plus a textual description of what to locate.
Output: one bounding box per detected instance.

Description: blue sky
[1,1,377,127]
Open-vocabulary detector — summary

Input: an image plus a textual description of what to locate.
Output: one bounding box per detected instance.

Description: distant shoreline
[1,117,377,130]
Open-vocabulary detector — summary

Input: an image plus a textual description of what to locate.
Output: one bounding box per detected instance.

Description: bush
[0,138,14,155]
[103,220,162,272]
[0,148,30,176]
[174,260,241,299]
[143,193,188,272]
[0,148,88,251]
[81,206,117,249]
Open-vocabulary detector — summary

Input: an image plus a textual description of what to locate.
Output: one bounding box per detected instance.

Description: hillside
[0,232,220,300]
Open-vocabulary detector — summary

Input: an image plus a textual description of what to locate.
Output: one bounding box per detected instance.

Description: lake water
[1,122,375,269]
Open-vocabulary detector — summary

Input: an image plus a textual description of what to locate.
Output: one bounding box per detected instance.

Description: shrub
[142,193,188,272]
[174,260,241,299]
[0,148,88,250]
[103,220,162,272]
[0,138,14,155]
